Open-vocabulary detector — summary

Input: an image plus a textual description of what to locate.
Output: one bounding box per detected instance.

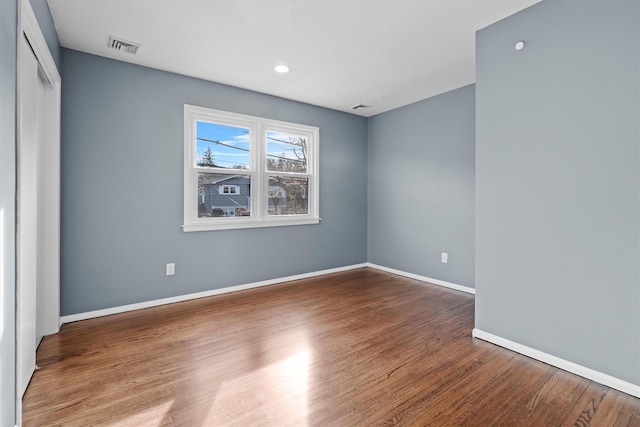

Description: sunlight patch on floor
[207,348,310,425]
[108,400,175,427]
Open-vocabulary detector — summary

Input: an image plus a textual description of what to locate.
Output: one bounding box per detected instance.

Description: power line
[267,153,304,163]
[266,135,306,147]
[197,136,305,163]
[209,158,248,166]
[198,137,249,152]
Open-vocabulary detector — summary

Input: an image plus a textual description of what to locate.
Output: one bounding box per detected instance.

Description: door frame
[15,0,61,423]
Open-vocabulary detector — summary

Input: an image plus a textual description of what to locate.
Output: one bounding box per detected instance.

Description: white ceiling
[47,0,540,117]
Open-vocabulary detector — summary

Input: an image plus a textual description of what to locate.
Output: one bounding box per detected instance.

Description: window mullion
[252,122,264,221]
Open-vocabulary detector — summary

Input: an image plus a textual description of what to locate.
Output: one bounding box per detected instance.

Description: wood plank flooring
[23,268,640,426]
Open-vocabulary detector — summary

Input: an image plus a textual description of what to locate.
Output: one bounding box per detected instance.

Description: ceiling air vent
[108,36,140,55]
[351,103,370,110]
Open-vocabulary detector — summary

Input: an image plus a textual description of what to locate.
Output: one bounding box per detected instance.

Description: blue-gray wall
[29,0,60,70]
[367,85,475,288]
[476,0,640,385]
[0,0,17,424]
[60,49,368,315]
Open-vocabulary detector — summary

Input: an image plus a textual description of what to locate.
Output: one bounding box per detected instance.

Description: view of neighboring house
[197,173,306,217]
[198,174,251,217]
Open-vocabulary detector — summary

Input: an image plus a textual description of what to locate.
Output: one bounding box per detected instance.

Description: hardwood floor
[23,268,640,426]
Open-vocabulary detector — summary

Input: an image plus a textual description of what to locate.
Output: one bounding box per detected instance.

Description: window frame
[183,105,319,232]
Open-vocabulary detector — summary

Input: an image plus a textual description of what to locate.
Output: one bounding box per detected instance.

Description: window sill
[182,217,320,232]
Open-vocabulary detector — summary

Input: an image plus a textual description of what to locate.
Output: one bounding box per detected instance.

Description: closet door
[16,34,47,397]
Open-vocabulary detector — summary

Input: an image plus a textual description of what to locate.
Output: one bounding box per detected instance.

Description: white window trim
[183,105,320,232]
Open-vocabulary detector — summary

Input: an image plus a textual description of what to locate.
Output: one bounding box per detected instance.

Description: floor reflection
[205,348,310,425]
[110,400,174,427]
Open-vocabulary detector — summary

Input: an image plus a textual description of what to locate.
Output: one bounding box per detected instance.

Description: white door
[16,34,47,398]
[16,2,62,423]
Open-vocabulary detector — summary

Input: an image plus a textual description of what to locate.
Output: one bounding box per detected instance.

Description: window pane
[197,173,251,218]
[196,121,250,170]
[266,131,307,173]
[268,176,309,215]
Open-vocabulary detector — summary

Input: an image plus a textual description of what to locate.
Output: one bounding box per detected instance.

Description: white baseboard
[472,328,640,398]
[366,263,475,295]
[60,263,368,324]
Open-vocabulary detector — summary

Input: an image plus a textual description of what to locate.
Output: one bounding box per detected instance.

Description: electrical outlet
[441,252,448,264]
[166,262,175,276]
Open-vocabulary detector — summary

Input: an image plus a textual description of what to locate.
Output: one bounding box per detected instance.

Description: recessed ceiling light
[274,64,290,73]
[515,41,526,51]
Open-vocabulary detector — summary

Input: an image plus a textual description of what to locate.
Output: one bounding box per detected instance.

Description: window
[183,105,319,231]
[219,185,239,195]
